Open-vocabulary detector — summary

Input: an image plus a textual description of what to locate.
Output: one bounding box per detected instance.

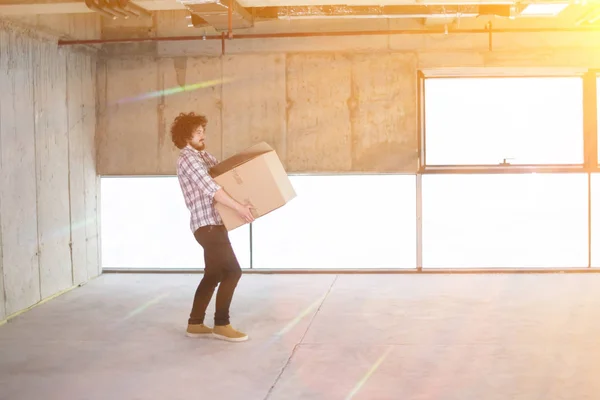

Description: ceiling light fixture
[520,2,569,16]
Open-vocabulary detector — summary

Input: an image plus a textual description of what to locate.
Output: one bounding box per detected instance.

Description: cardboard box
[209,142,296,231]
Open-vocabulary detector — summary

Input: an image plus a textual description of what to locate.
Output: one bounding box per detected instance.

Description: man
[171,112,255,342]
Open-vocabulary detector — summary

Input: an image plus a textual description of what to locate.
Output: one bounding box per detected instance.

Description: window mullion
[583,71,598,170]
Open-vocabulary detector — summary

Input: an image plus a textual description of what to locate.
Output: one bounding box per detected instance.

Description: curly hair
[170,112,208,149]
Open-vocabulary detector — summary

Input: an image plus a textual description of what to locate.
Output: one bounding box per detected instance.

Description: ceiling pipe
[57,26,600,46]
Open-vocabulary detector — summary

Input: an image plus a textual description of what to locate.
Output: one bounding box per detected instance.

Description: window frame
[96,68,600,274]
[590,72,600,171]
[420,172,590,269]
[417,69,599,174]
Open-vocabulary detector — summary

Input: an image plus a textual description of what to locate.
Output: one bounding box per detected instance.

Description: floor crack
[263,274,339,400]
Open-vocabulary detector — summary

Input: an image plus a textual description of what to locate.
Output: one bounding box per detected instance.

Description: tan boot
[186,323,213,338]
[212,324,248,342]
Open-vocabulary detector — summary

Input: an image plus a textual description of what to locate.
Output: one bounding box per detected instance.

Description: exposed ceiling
[1,0,598,33]
[0,0,585,15]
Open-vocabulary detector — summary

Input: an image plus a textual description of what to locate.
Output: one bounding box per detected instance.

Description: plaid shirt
[177,145,223,232]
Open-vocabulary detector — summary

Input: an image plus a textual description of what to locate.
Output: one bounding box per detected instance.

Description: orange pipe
[57,27,600,46]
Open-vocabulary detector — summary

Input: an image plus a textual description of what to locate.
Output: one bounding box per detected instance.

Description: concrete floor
[1,273,600,400]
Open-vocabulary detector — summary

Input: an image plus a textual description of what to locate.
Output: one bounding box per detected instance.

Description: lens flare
[116,77,233,104]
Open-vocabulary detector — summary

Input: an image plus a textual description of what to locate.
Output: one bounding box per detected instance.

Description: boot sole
[212,332,249,342]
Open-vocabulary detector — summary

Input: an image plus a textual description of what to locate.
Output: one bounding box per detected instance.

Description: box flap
[210,141,273,178]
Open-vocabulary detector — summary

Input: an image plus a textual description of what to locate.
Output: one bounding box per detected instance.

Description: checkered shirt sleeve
[177,147,223,232]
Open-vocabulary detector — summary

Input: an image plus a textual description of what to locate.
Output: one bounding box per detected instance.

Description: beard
[190,142,205,151]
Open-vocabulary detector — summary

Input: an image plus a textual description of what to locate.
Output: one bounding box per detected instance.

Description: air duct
[84,0,151,19]
[84,0,117,19]
[111,0,152,18]
[273,5,517,20]
[181,0,253,31]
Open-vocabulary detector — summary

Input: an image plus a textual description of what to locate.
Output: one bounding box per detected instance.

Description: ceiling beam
[0,0,522,16]
[0,0,581,18]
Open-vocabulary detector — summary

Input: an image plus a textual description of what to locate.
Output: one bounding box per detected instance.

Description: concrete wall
[0,20,100,321]
[8,13,101,41]
[97,51,418,174]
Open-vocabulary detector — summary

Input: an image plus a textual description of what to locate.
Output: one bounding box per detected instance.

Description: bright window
[424,77,584,165]
[101,174,593,270]
[251,175,417,269]
[100,177,250,269]
[593,174,600,267]
[422,173,588,268]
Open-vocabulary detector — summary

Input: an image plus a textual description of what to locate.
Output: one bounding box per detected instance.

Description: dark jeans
[188,225,242,326]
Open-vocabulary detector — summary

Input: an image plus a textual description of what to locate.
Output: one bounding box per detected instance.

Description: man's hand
[235,203,255,223]
[214,188,256,224]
